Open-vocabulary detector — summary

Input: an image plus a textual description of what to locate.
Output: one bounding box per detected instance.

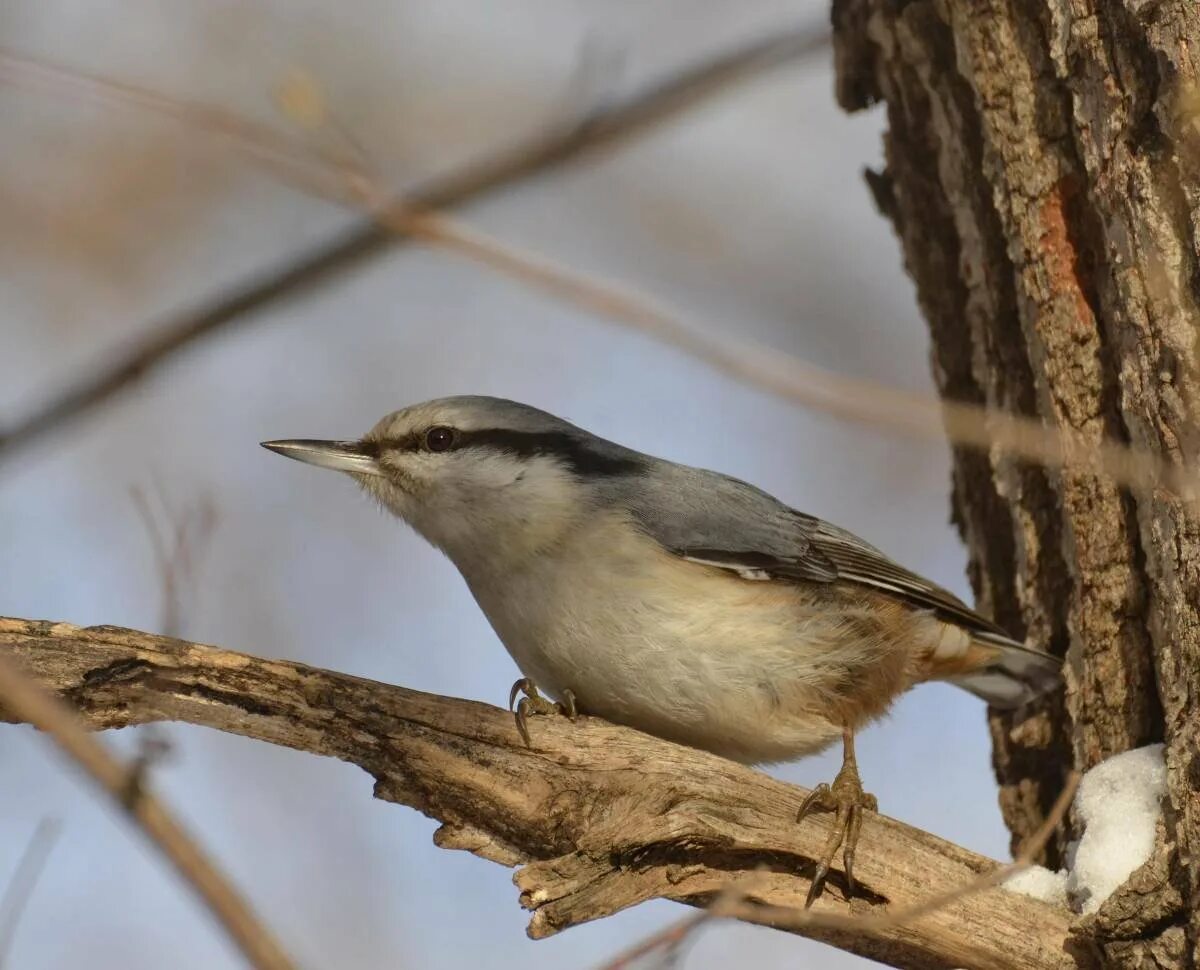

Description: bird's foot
[796,737,877,907]
[508,678,577,746]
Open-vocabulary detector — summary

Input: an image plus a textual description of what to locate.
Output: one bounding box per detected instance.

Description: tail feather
[948,632,1063,709]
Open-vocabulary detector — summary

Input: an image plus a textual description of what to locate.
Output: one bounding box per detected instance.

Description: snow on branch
[1004,745,1168,915]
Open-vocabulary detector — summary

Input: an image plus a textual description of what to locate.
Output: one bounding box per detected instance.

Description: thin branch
[0,616,1092,970]
[0,818,61,970]
[0,649,295,970]
[7,41,1191,511]
[594,883,748,970]
[0,50,359,191]
[128,482,219,636]
[0,24,828,462]
[388,210,1198,504]
[595,912,708,970]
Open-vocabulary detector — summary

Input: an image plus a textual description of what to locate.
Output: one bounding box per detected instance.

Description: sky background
[2,3,1012,967]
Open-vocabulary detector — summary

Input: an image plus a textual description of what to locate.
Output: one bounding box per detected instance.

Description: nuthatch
[263,395,1060,903]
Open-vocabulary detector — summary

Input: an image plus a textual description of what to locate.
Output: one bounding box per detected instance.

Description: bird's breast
[458,514,914,763]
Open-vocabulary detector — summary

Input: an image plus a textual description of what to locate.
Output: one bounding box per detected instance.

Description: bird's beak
[260,439,383,476]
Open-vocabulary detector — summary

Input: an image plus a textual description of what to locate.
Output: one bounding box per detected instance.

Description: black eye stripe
[455,429,644,477]
[374,428,643,477]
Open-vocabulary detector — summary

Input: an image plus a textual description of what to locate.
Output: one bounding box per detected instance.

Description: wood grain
[0,616,1091,970]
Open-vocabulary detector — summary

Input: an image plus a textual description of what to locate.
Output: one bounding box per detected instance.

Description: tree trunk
[832,1,1200,966]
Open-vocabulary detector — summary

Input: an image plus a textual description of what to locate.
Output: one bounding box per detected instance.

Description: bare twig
[383,211,1197,503]
[0,650,295,970]
[6,40,1190,511]
[0,50,359,191]
[594,883,749,970]
[0,24,828,462]
[595,912,708,970]
[596,911,708,970]
[0,617,1091,970]
[0,818,62,970]
[129,482,218,636]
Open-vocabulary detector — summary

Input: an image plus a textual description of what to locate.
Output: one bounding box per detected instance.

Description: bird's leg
[508,678,577,746]
[796,725,878,906]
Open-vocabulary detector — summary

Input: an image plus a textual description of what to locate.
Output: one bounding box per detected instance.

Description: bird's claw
[796,747,877,907]
[508,678,577,747]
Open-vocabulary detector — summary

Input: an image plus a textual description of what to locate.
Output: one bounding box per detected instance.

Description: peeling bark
[833,1,1200,965]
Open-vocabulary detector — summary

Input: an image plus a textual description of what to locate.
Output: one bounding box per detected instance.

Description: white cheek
[417,454,585,563]
[359,475,414,519]
[449,451,525,489]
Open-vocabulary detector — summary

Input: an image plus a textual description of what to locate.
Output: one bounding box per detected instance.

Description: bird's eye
[425,426,455,452]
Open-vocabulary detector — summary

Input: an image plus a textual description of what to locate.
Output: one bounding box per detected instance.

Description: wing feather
[807,521,1011,639]
[626,463,1011,642]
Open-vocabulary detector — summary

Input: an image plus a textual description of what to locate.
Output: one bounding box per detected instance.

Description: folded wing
[627,463,1011,641]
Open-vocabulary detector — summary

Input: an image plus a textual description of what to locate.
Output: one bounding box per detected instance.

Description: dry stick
[128,484,179,633]
[127,482,219,637]
[165,67,1181,507]
[5,44,1191,508]
[595,913,708,970]
[0,24,828,461]
[593,883,752,970]
[9,46,1188,507]
[0,51,358,190]
[1,617,1083,970]
[0,817,62,970]
[385,211,1198,503]
[0,653,295,970]
[307,116,1200,505]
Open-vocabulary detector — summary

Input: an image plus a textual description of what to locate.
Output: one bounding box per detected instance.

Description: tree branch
[0,817,61,968]
[15,45,1194,510]
[0,649,295,970]
[0,24,827,464]
[0,616,1092,970]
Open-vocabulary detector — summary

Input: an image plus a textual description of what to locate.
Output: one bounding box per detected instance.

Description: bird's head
[262,396,644,565]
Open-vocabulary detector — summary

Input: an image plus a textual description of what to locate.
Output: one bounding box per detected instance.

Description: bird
[262,395,1061,904]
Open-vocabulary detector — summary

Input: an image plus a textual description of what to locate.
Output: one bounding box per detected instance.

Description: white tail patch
[916,616,1062,708]
[913,614,972,663]
[930,620,971,661]
[948,639,1062,709]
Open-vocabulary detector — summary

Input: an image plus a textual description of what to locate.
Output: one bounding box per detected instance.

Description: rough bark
[0,616,1092,970]
[833,1,1200,966]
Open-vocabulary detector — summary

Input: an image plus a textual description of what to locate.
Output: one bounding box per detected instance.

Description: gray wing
[805,519,1011,638]
[625,461,1010,640]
